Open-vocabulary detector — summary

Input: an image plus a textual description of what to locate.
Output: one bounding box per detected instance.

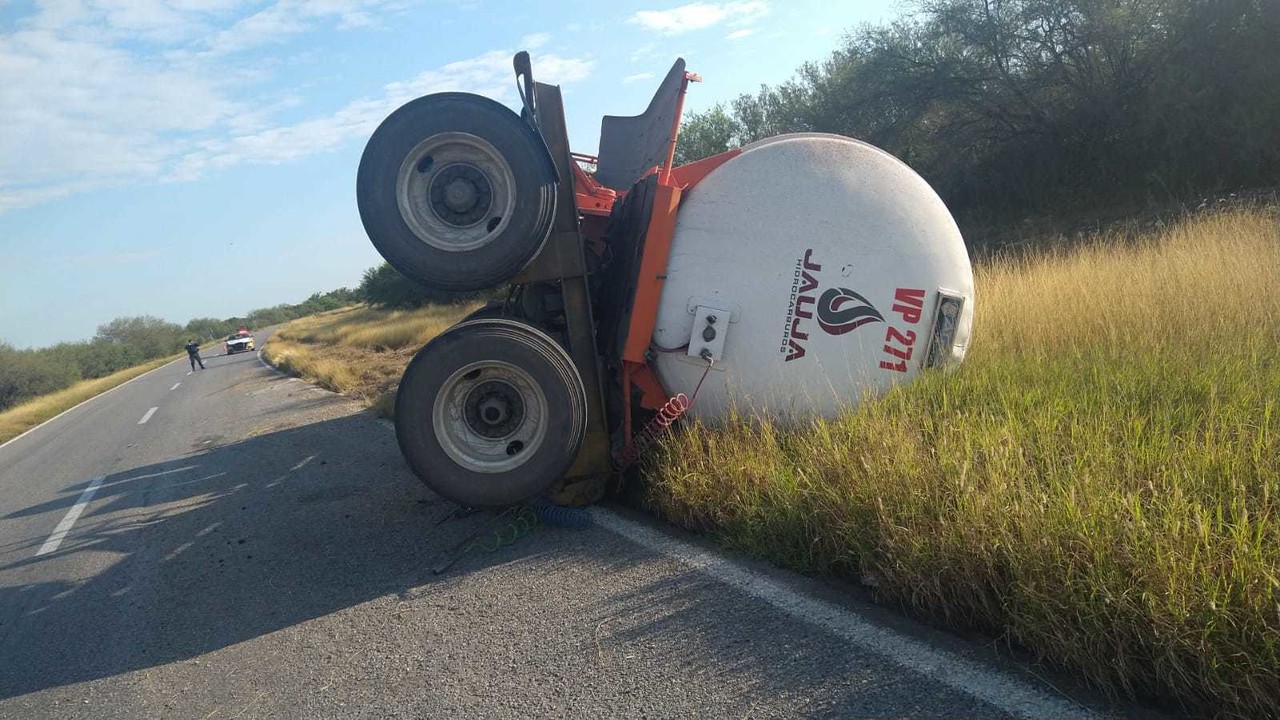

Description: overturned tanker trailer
[356,53,974,508]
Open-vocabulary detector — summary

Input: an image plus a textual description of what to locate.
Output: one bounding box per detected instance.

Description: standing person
[185,340,205,370]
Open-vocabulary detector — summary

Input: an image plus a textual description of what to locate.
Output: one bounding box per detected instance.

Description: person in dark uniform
[185,340,205,370]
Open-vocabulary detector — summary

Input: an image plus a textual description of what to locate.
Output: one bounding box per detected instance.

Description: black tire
[357,93,556,292]
[395,319,586,507]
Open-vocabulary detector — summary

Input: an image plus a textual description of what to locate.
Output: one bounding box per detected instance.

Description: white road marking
[590,509,1098,720]
[170,382,181,391]
[36,476,105,556]
[256,347,287,376]
[361,359,1092,718]
[0,356,182,454]
[187,370,193,376]
[122,465,197,482]
[137,407,158,425]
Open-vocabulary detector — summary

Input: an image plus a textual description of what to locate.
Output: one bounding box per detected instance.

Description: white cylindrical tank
[652,133,974,421]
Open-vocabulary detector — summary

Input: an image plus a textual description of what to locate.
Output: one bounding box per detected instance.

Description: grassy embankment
[261,302,479,415]
[262,209,1278,717]
[651,209,1280,718]
[0,355,179,445]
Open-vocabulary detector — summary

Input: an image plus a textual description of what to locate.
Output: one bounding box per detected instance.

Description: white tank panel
[652,133,975,421]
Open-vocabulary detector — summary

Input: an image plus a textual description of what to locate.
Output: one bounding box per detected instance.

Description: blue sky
[0,0,898,349]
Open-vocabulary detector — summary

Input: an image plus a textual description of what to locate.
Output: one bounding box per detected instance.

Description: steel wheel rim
[431,360,548,474]
[396,132,517,253]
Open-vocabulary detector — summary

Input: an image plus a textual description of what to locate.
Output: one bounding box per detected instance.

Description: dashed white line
[170,382,181,391]
[0,356,182,454]
[137,407,158,425]
[590,509,1097,720]
[36,476,105,556]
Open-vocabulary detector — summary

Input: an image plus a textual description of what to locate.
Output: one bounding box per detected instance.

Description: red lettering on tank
[891,288,925,324]
[802,249,822,272]
[789,316,808,342]
[795,294,814,319]
[798,270,819,295]
[786,339,807,361]
[883,327,916,359]
[784,249,821,361]
[879,290,924,372]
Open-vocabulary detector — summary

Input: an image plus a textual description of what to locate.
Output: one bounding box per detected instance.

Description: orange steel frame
[565,68,742,456]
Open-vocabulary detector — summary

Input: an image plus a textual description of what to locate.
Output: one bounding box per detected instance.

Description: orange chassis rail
[568,69,742,457]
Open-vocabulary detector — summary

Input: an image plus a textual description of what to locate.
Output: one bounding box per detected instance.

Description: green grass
[256,211,1276,716]
[0,355,179,445]
[646,209,1280,718]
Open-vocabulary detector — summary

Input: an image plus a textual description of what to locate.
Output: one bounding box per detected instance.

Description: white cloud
[519,32,550,49]
[205,0,406,55]
[27,0,251,43]
[629,42,657,63]
[0,27,240,211]
[629,1,768,36]
[725,28,753,40]
[175,50,594,177]
[0,1,592,215]
[622,72,655,84]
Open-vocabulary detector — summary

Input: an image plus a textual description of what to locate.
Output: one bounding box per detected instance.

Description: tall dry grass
[262,303,477,412]
[648,209,1280,718]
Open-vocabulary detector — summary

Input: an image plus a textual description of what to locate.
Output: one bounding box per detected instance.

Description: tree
[185,317,234,342]
[675,0,1280,219]
[0,343,80,411]
[95,315,185,358]
[674,105,741,165]
[43,340,145,380]
[358,263,491,308]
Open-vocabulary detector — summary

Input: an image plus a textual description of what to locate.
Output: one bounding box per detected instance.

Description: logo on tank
[780,250,931,368]
[779,249,885,362]
[816,288,884,335]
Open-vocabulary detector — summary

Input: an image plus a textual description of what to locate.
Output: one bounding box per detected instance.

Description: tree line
[676,0,1280,223]
[0,261,493,413]
[0,287,358,413]
[355,262,499,308]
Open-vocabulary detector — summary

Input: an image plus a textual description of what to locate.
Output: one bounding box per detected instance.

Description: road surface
[0,331,1153,719]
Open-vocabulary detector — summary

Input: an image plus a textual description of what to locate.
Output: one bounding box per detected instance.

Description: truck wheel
[395,319,586,507]
[358,93,556,292]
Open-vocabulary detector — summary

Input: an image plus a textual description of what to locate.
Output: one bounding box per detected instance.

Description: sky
[0,0,899,349]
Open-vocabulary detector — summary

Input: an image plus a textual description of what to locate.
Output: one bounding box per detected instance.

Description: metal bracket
[687,305,730,362]
[512,51,559,184]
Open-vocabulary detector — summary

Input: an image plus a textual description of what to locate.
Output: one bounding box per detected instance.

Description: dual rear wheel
[357,93,557,292]
[361,93,582,506]
[395,319,586,507]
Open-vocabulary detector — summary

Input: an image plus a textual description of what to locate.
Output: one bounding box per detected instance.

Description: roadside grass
[0,355,179,445]
[261,303,478,414]
[646,209,1280,718]
[256,209,1276,716]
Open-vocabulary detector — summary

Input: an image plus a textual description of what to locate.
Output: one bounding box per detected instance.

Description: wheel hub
[464,380,524,438]
[429,163,492,227]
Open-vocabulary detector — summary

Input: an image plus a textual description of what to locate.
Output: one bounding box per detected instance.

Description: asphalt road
[0,331,1158,719]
